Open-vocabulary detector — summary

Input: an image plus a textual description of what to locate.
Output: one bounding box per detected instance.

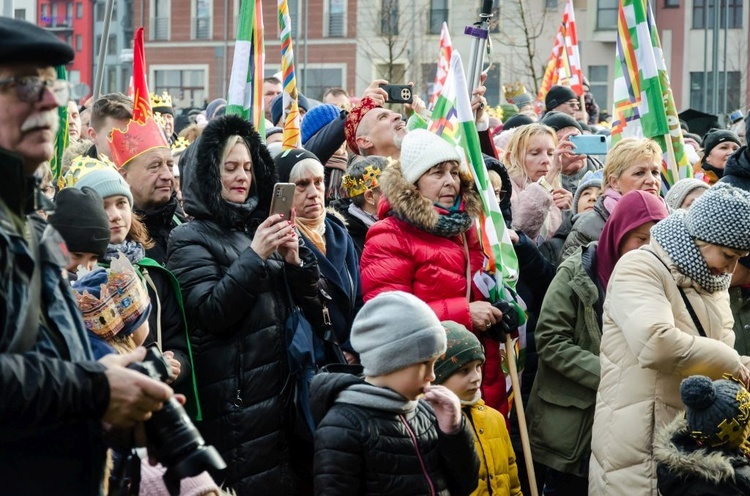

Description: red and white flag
[428,22,452,110]
[537,0,583,102]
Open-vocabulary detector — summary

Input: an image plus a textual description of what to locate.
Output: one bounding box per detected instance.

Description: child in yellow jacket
[435,321,523,496]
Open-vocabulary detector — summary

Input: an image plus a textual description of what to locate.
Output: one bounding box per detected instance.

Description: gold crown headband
[342,165,382,197]
[171,136,191,154]
[503,82,527,100]
[150,91,173,109]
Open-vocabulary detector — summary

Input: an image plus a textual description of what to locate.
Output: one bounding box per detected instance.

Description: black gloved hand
[485,300,520,342]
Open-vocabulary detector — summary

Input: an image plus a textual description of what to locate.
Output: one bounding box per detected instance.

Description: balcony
[43,15,74,32]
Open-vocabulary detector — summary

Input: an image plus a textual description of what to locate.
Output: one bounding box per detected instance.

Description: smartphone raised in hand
[569,134,609,155]
[269,183,295,219]
[379,84,414,104]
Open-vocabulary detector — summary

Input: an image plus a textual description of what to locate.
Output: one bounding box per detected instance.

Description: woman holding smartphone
[167,115,322,495]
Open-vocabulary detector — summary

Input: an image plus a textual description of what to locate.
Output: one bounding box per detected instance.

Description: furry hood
[378,160,483,231]
[182,115,277,230]
[654,414,739,484]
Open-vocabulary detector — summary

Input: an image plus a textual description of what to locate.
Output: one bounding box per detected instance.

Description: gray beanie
[572,169,603,214]
[399,129,462,184]
[664,178,709,210]
[74,168,134,205]
[681,375,750,448]
[685,183,750,251]
[351,291,447,376]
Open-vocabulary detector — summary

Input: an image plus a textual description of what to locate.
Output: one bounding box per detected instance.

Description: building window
[381,0,399,36]
[51,3,58,22]
[693,0,743,29]
[193,0,212,39]
[150,0,170,40]
[546,0,558,10]
[107,34,117,55]
[66,2,73,21]
[429,0,449,34]
[14,8,25,19]
[326,0,346,37]
[154,68,207,109]
[41,4,48,21]
[76,34,83,51]
[300,67,345,100]
[690,71,741,114]
[664,0,679,7]
[376,63,406,84]
[76,2,83,18]
[107,67,118,94]
[596,0,618,30]
[588,65,609,110]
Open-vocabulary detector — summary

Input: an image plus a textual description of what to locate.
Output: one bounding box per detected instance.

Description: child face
[441,360,483,403]
[379,358,439,401]
[577,185,600,213]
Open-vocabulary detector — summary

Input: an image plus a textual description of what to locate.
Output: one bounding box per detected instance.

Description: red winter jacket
[360,162,508,410]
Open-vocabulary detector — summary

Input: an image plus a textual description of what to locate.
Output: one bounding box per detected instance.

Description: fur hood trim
[183,115,277,230]
[379,160,482,231]
[654,414,738,483]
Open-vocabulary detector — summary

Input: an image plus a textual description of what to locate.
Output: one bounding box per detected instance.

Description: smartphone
[379,84,414,104]
[569,134,609,155]
[269,183,295,219]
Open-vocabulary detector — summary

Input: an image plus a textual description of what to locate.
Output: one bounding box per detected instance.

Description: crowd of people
[4,14,750,496]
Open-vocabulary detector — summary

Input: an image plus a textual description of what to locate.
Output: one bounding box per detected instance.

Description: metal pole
[223,0,229,99]
[722,0,728,119]
[93,0,116,100]
[711,0,720,115]
[303,0,308,94]
[702,0,708,112]
[465,0,494,96]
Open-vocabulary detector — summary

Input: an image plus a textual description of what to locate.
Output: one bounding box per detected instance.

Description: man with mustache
[0,17,173,494]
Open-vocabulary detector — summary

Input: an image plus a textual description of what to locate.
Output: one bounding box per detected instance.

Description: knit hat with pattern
[572,169,603,214]
[399,129,462,184]
[351,291,447,376]
[433,321,485,384]
[681,375,750,450]
[685,183,750,251]
[664,178,709,211]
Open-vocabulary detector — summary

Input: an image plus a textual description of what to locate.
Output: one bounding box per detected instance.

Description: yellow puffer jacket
[465,399,523,496]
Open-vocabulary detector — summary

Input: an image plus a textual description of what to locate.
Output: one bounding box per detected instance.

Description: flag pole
[93,0,116,100]
[464,0,493,96]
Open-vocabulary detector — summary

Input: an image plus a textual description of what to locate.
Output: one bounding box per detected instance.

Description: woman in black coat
[167,116,321,495]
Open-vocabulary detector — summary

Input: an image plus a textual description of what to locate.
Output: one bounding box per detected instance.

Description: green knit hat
[433,321,486,384]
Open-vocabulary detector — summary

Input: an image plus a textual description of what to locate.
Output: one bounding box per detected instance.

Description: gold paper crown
[150,91,173,110]
[107,117,170,168]
[503,82,527,101]
[689,374,750,451]
[171,136,191,155]
[341,165,382,197]
[62,154,118,188]
[74,254,151,341]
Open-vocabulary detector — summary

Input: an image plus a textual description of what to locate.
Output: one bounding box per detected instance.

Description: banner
[537,0,583,102]
[278,0,301,149]
[428,22,452,110]
[131,27,152,123]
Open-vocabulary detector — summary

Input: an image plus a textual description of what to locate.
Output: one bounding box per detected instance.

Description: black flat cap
[0,17,75,66]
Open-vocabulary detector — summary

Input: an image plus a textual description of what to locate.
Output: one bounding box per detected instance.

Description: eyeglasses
[0,76,70,104]
[565,100,581,109]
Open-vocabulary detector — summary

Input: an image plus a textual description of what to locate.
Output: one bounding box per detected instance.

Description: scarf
[347,202,378,227]
[459,389,483,407]
[650,210,731,293]
[336,382,418,414]
[325,153,349,202]
[102,240,145,265]
[296,211,327,254]
[395,197,474,238]
[602,187,622,215]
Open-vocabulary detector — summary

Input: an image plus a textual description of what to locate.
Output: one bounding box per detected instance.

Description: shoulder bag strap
[645,250,707,338]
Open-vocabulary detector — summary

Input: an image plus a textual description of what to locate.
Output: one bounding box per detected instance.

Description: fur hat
[702,129,741,158]
[344,96,382,155]
[541,111,582,132]
[301,103,341,144]
[49,187,111,258]
[681,374,750,449]
[399,129,462,184]
[685,183,750,251]
[572,169,603,214]
[0,17,74,65]
[74,167,134,205]
[351,291,447,376]
[270,93,311,126]
[664,178,709,210]
[545,85,578,111]
[433,321,485,384]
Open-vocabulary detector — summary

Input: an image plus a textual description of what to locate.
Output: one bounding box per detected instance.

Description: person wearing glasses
[0,17,174,495]
[544,85,582,118]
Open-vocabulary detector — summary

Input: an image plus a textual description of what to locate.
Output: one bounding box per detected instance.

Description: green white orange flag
[611,0,691,191]
[226,0,266,137]
[51,64,68,183]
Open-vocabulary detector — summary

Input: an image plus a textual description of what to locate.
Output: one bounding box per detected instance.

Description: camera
[128,347,226,495]
[485,300,520,342]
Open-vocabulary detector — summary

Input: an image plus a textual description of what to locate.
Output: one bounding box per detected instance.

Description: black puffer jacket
[136,191,186,264]
[720,146,750,191]
[311,372,479,496]
[167,116,321,495]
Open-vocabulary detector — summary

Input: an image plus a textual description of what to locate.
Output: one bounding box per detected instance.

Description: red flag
[132,27,152,123]
[428,22,452,110]
[537,0,583,102]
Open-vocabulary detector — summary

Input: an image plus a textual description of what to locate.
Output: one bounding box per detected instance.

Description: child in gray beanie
[310,291,480,496]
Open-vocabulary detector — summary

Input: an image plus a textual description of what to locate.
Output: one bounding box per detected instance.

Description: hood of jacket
[723,146,750,181]
[654,415,739,484]
[183,115,276,230]
[310,371,364,425]
[378,160,483,231]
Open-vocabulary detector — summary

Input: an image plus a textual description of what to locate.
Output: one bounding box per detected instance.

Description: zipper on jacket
[399,414,436,496]
[234,341,244,408]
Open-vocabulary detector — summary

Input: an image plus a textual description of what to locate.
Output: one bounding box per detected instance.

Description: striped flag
[51,64,69,182]
[428,22,452,110]
[277,0,301,149]
[131,27,152,123]
[537,0,583,102]
[611,0,691,191]
[429,51,526,419]
[226,0,266,137]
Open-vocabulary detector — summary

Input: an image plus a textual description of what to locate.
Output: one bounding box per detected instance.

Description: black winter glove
[485,300,520,342]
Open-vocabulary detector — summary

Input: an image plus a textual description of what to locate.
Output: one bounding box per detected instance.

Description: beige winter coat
[588,241,747,495]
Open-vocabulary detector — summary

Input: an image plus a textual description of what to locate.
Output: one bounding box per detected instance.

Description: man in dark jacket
[0,17,173,495]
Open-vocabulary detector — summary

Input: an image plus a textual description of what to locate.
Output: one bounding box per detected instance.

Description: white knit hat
[351,291,447,376]
[399,129,462,184]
